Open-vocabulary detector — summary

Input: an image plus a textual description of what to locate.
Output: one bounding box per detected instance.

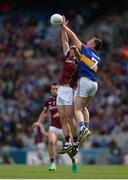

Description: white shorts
[49,126,63,137]
[76,77,98,97]
[56,86,74,106]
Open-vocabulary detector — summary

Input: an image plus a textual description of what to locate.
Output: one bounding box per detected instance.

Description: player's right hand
[32,122,40,128]
[62,16,68,25]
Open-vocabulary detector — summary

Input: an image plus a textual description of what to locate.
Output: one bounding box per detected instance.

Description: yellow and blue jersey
[77,42,101,82]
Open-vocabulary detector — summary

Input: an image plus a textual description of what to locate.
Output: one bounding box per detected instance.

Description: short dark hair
[93,37,102,51]
[51,82,58,86]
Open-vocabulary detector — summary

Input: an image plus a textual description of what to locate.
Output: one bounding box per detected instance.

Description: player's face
[86,38,95,49]
[51,85,58,97]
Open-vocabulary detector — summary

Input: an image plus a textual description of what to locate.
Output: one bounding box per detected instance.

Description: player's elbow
[70,34,78,45]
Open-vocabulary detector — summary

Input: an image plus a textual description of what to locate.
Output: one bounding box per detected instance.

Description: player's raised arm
[32,107,49,128]
[62,17,82,49]
[61,25,69,55]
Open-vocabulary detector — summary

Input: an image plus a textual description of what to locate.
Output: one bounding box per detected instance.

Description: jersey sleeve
[44,99,49,109]
[79,43,88,56]
[77,41,82,50]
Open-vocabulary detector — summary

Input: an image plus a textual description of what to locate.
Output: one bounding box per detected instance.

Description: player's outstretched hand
[32,122,40,128]
[62,15,68,26]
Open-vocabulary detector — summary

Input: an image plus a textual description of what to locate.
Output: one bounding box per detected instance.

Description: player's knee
[74,104,81,111]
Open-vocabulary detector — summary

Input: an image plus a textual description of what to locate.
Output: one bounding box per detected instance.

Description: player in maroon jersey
[32,83,77,172]
[57,19,92,155]
[56,24,81,153]
[33,83,61,171]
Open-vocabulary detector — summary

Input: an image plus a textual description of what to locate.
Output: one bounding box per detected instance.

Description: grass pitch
[0,165,128,179]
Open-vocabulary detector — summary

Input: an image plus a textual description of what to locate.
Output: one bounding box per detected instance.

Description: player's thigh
[48,131,58,144]
[57,105,65,119]
[83,96,93,107]
[49,126,64,139]
[74,96,85,111]
[74,95,93,113]
[65,105,74,119]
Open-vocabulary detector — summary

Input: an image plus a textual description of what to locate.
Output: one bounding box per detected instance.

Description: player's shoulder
[44,96,51,105]
[80,43,89,53]
[47,96,53,102]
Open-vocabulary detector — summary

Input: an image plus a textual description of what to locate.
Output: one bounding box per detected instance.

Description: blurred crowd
[0,8,128,155]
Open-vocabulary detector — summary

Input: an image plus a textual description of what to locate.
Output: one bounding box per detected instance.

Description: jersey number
[91,57,98,69]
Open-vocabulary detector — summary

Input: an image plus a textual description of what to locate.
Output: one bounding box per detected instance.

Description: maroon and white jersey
[44,96,62,129]
[59,50,78,89]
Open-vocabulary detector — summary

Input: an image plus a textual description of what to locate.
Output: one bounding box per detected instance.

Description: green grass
[0,165,128,179]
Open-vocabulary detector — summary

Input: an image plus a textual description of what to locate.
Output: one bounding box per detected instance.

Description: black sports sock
[50,158,54,163]
[85,122,89,128]
[65,136,70,142]
[73,136,78,143]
